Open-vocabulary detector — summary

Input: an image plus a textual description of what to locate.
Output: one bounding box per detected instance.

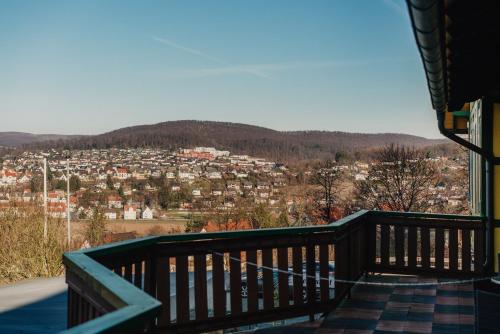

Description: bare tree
[356,144,437,212]
[312,159,342,222]
[85,208,106,246]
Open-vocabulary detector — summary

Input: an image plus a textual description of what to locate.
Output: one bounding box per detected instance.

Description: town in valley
[0,145,468,243]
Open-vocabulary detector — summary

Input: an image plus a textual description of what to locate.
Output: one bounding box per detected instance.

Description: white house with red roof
[107,195,123,209]
[47,202,67,219]
[123,205,137,220]
[116,168,130,180]
[0,169,17,185]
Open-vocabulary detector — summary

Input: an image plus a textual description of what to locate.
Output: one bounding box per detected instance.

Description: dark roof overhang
[407,0,500,156]
[407,0,500,112]
[408,0,500,112]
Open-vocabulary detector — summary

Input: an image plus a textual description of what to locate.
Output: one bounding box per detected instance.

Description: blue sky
[0,0,439,137]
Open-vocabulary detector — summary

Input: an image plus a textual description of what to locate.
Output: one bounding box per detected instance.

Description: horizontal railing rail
[63,210,485,333]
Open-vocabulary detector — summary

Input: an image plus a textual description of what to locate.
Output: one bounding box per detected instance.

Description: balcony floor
[254,274,475,334]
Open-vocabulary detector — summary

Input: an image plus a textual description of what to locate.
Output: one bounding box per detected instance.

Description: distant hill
[18,120,450,162]
[0,132,81,147]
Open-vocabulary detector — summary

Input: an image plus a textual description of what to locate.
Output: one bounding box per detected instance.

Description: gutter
[407,0,493,271]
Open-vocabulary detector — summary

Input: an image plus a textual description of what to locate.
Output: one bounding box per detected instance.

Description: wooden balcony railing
[62,210,485,333]
[367,211,484,276]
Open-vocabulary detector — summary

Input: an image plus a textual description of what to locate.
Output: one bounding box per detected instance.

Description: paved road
[0,274,219,333]
[0,272,278,333]
[0,277,67,334]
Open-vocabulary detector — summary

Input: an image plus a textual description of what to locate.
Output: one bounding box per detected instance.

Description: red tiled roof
[203,219,252,232]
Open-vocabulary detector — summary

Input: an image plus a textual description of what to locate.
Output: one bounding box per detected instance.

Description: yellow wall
[495,165,500,221]
[455,117,468,130]
[444,111,454,130]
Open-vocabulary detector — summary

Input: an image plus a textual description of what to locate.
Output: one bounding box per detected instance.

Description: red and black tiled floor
[254,275,475,334]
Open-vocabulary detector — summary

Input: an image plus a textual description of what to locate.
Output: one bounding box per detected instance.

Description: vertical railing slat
[80,294,86,324]
[176,255,189,323]
[277,247,289,308]
[334,235,348,303]
[124,263,132,283]
[77,292,83,324]
[229,251,242,315]
[87,303,93,322]
[292,247,303,306]
[408,226,417,269]
[134,261,142,288]
[462,229,471,272]
[246,250,258,312]
[319,243,329,302]
[262,248,274,310]
[395,226,405,268]
[212,252,226,318]
[156,256,170,327]
[380,224,390,267]
[435,228,445,270]
[194,254,208,321]
[367,222,376,271]
[449,229,459,271]
[420,227,430,269]
[474,228,484,274]
[144,259,153,295]
[306,244,316,305]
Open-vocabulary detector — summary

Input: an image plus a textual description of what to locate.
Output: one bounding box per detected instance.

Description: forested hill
[0,132,80,147]
[20,120,450,162]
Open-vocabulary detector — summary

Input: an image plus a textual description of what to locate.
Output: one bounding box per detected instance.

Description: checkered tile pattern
[254,275,475,334]
[319,275,474,334]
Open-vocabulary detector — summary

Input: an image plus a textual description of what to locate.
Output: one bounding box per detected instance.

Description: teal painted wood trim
[81,236,160,258]
[63,252,161,334]
[155,209,369,243]
[60,305,159,334]
[83,211,370,259]
[368,210,485,221]
[453,110,470,118]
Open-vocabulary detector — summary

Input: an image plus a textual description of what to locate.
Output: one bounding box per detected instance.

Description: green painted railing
[63,210,484,333]
[63,244,161,333]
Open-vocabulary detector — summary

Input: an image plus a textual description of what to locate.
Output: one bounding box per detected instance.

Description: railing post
[347,224,352,299]
[366,214,375,274]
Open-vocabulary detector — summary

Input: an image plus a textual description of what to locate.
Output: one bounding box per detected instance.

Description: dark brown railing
[63,210,485,334]
[367,211,485,276]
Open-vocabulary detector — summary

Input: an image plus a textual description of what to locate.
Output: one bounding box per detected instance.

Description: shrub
[0,203,66,284]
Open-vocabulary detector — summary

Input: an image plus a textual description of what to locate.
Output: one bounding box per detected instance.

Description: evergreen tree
[106,174,114,190]
[158,185,170,209]
[69,175,81,192]
[250,203,273,229]
[275,206,290,227]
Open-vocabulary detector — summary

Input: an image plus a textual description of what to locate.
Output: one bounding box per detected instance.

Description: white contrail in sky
[152,36,272,79]
[152,35,410,79]
[152,36,225,65]
[163,58,411,79]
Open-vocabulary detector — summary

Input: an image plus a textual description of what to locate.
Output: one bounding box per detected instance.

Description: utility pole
[43,158,48,241]
[66,158,71,248]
